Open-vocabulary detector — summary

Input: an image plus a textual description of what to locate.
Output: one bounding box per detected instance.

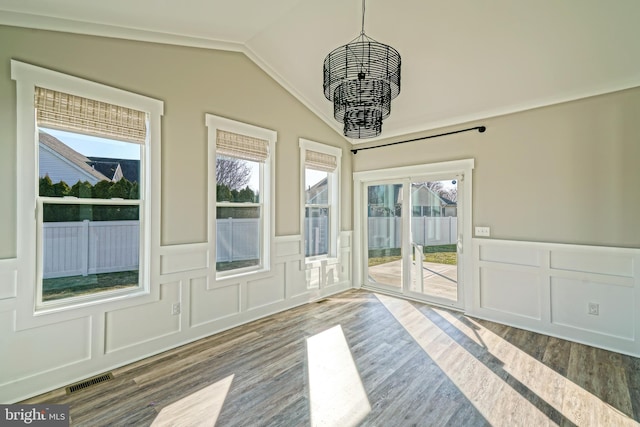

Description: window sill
[34,286,148,316]
[215,265,272,282]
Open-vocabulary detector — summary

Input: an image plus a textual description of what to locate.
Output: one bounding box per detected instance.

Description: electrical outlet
[171,302,181,316]
[475,226,491,237]
[588,302,599,316]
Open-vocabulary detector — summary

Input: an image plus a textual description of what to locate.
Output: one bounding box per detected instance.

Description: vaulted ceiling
[1,0,639,143]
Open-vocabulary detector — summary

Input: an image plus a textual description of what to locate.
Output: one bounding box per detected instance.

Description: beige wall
[0,25,351,258]
[1,24,638,256]
[353,88,640,248]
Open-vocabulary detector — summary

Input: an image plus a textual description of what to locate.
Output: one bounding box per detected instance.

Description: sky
[41,128,141,160]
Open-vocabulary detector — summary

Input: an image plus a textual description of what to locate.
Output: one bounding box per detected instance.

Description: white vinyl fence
[305,216,328,256]
[43,216,457,277]
[43,220,139,279]
[368,216,457,249]
[216,218,260,262]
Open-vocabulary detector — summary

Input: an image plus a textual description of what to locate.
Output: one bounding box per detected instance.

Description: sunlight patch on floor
[377,294,598,425]
[151,374,234,427]
[378,294,640,426]
[307,325,371,427]
[431,305,639,427]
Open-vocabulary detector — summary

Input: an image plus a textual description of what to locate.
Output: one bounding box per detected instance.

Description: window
[300,139,341,260]
[206,115,276,277]
[12,60,163,311]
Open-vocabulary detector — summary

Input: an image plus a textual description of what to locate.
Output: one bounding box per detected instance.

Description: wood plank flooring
[23,290,640,426]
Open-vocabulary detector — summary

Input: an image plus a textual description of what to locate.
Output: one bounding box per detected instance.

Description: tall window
[12,60,163,311]
[300,139,341,260]
[206,115,276,277]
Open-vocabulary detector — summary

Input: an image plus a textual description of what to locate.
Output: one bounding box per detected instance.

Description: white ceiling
[1,0,639,144]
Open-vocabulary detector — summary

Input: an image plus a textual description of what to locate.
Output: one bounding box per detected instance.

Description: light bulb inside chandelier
[323,1,401,138]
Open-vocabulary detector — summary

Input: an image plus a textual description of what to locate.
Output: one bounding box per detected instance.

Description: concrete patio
[368,259,458,301]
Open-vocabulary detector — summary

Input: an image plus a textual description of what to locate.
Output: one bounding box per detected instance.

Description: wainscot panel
[306,267,320,289]
[159,243,209,275]
[0,311,91,386]
[285,259,307,299]
[550,250,635,277]
[190,278,240,327]
[479,244,541,267]
[479,266,541,320]
[471,239,640,357]
[550,276,634,340]
[0,258,17,300]
[105,282,181,353]
[246,263,287,310]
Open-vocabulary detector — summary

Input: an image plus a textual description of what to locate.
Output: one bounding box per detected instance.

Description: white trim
[353,159,474,309]
[206,114,277,280]
[299,139,342,262]
[0,12,244,53]
[11,60,164,326]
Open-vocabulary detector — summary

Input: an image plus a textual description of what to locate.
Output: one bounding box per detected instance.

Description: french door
[362,174,465,309]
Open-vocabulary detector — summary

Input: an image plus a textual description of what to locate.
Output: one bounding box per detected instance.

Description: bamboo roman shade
[216,129,269,163]
[34,87,147,144]
[305,149,338,172]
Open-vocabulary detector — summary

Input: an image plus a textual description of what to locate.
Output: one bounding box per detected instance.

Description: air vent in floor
[66,372,114,395]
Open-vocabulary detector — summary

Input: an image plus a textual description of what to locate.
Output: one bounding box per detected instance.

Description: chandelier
[323,0,401,139]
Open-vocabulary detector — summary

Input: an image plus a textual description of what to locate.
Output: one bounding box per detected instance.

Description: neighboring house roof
[306,176,328,205]
[87,160,122,182]
[39,131,110,182]
[397,184,453,208]
[88,157,140,183]
[440,195,457,206]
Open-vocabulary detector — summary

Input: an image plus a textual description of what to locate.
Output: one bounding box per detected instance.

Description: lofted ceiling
[1,0,639,143]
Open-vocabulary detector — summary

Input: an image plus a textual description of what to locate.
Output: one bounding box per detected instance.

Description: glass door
[364,176,462,308]
[407,178,460,305]
[365,182,404,293]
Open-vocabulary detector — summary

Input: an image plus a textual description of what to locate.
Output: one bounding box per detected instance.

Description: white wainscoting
[0,258,17,302]
[0,232,352,403]
[470,239,640,357]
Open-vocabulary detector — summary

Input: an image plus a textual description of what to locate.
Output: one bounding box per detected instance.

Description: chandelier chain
[361,0,366,35]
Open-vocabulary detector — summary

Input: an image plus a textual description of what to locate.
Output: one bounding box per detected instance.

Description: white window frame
[206,114,276,279]
[11,60,163,315]
[299,139,342,263]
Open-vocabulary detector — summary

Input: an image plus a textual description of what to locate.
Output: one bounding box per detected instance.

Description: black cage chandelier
[323,0,401,139]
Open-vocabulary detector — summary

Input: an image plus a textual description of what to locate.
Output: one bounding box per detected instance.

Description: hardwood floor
[24,290,640,426]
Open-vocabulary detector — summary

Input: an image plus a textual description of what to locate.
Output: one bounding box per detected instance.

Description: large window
[206,115,276,277]
[12,60,163,311]
[300,139,341,260]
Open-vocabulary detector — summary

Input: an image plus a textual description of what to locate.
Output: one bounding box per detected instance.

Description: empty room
[0,1,639,425]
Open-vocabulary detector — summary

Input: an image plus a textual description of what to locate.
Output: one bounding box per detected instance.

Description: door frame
[353,159,475,310]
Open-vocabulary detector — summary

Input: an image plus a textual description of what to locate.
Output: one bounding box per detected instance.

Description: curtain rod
[350,125,486,154]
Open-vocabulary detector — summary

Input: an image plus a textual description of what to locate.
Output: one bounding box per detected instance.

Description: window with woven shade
[34,87,148,144]
[300,139,342,263]
[207,114,277,277]
[12,60,162,311]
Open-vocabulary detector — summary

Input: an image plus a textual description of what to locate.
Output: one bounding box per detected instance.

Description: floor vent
[66,372,114,395]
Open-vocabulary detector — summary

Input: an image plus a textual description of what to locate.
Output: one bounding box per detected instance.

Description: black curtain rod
[350,125,486,154]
